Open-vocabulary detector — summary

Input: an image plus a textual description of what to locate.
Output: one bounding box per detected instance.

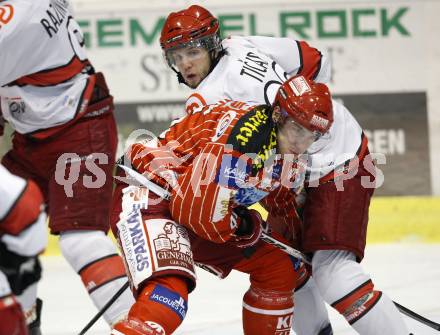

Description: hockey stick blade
[78,281,130,335]
[394,301,440,331]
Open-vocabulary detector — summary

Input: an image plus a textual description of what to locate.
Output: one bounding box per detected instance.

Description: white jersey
[0,164,48,257]
[185,35,331,113]
[0,165,26,218]
[300,100,368,184]
[0,0,94,135]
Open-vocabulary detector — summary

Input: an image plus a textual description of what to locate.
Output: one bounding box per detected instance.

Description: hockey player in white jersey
[160,5,332,335]
[160,5,331,114]
[0,0,135,329]
[0,164,47,335]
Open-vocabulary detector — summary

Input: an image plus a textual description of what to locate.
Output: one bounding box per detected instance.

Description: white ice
[39,243,440,335]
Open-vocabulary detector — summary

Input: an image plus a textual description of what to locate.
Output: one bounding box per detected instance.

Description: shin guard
[242,287,294,335]
[59,231,135,324]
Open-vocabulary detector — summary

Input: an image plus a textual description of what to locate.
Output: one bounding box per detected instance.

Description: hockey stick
[78,281,129,335]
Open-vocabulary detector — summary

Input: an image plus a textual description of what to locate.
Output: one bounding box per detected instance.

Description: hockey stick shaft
[78,281,130,335]
[260,232,310,264]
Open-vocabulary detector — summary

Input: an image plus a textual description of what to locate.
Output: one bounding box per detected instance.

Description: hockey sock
[348,290,410,335]
[59,230,135,324]
[112,317,166,335]
[293,274,332,335]
[312,250,409,335]
[0,294,28,335]
[242,286,294,335]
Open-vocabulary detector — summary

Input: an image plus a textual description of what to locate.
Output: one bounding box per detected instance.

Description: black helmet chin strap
[176,71,186,84]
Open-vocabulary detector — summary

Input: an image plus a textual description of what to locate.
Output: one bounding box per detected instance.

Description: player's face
[168,47,211,88]
[275,108,318,155]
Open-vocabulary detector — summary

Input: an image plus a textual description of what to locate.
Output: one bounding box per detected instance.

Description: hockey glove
[0,241,42,296]
[231,207,265,248]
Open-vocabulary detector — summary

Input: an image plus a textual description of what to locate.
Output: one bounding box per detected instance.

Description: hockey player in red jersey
[160,5,332,334]
[0,0,134,329]
[112,74,411,334]
[0,164,48,335]
[109,76,334,335]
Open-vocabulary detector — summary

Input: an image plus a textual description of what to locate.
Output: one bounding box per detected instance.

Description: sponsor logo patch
[289,76,311,96]
[212,186,234,223]
[233,107,269,146]
[310,114,329,130]
[234,187,268,206]
[117,210,151,288]
[215,156,250,188]
[153,221,194,272]
[212,110,236,142]
[227,106,278,174]
[0,4,14,28]
[150,285,188,320]
[275,314,293,334]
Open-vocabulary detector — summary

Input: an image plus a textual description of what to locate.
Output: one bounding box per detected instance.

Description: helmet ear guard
[273,76,334,134]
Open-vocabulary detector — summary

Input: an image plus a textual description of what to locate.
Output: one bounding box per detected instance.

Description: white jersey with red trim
[0,0,93,134]
[0,164,47,256]
[299,100,369,184]
[185,35,331,114]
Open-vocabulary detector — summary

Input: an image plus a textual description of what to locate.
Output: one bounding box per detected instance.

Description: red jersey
[126,101,299,243]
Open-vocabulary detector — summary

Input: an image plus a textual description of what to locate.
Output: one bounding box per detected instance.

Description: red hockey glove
[231,207,265,248]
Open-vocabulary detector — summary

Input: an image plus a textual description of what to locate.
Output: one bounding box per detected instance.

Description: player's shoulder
[0,1,22,37]
[222,35,258,54]
[0,0,44,36]
[199,101,255,131]
[226,104,276,153]
[331,98,355,120]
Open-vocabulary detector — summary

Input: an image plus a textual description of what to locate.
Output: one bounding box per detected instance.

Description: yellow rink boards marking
[43,196,440,256]
[368,196,440,243]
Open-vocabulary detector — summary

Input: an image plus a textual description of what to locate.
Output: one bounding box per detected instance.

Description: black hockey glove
[0,241,42,296]
[231,206,266,248]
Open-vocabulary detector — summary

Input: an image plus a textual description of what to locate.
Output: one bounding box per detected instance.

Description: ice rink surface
[39,243,440,335]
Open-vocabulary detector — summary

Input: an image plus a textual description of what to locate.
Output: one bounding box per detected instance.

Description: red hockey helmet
[274,76,334,134]
[160,5,222,66]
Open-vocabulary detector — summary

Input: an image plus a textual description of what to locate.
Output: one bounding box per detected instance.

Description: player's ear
[272,105,282,123]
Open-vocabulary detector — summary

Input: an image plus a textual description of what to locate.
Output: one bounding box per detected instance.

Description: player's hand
[231,207,266,248]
